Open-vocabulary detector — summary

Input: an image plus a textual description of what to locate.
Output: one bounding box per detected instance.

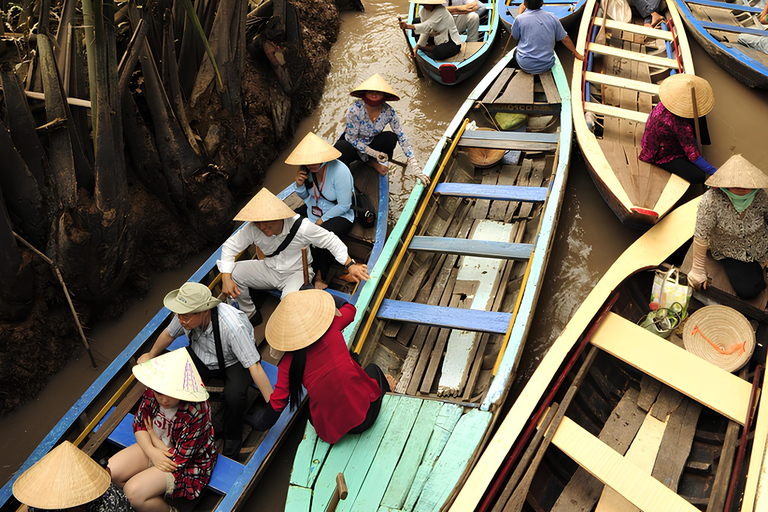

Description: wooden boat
[284,48,572,512]
[572,0,695,229]
[673,0,768,89]
[406,1,500,85]
[0,168,389,512]
[449,197,768,512]
[498,0,587,34]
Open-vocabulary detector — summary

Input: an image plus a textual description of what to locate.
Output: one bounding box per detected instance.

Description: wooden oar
[399,16,424,79]
[324,473,349,512]
[301,246,310,286]
[691,87,702,154]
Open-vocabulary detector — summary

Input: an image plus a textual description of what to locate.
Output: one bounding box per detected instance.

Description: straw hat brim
[467,128,506,167]
[13,441,110,509]
[265,290,336,351]
[133,349,209,402]
[351,74,400,101]
[285,132,342,166]
[164,287,221,314]
[705,154,768,189]
[682,305,755,372]
[234,188,297,222]
[659,74,715,118]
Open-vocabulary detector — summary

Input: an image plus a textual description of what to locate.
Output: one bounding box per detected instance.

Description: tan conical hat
[705,154,768,189]
[410,0,445,4]
[351,73,400,101]
[284,132,342,166]
[234,188,297,222]
[265,290,336,351]
[133,348,209,402]
[13,441,110,509]
[659,74,714,118]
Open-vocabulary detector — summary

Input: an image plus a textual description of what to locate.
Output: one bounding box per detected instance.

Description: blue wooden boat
[284,48,572,512]
[0,167,389,512]
[407,1,500,85]
[497,0,587,34]
[673,0,768,89]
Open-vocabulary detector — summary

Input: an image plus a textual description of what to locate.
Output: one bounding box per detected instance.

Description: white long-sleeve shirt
[415,5,462,47]
[216,215,349,274]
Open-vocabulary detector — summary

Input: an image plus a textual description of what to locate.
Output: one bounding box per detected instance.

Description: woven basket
[682,305,755,373]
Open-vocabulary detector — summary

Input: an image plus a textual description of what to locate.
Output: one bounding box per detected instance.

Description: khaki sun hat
[133,348,209,402]
[351,73,400,101]
[164,282,221,314]
[705,154,768,189]
[284,132,342,166]
[659,74,714,118]
[234,187,297,222]
[265,290,336,351]
[682,305,755,372]
[12,441,110,509]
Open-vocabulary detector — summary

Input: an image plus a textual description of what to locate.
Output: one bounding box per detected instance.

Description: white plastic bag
[605,0,632,23]
[650,267,693,320]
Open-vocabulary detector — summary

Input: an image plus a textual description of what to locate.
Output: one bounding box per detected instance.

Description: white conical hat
[284,132,342,166]
[12,441,110,509]
[234,188,297,222]
[133,349,209,402]
[265,290,336,351]
[705,154,768,189]
[351,73,400,101]
[659,74,714,118]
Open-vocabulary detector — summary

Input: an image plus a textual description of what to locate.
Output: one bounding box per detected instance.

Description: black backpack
[351,186,375,229]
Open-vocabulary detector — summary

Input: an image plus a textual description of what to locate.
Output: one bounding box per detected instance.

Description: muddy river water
[2,0,768,509]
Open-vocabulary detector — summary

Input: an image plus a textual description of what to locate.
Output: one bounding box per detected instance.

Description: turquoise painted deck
[285,395,491,512]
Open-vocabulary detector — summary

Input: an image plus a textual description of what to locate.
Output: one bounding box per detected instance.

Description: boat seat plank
[285,485,312,512]
[588,43,680,68]
[309,433,360,512]
[585,71,660,95]
[552,416,701,512]
[495,70,534,103]
[434,183,548,202]
[376,299,514,334]
[684,0,764,14]
[603,19,675,39]
[539,71,561,104]
[291,422,320,487]
[409,236,534,260]
[460,129,561,144]
[585,102,650,123]
[699,20,768,37]
[481,67,515,103]
[591,312,751,424]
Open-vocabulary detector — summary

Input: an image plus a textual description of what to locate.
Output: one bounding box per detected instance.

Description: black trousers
[659,158,708,184]
[334,132,399,168]
[721,257,767,300]
[296,205,354,280]
[186,347,251,441]
[348,364,391,435]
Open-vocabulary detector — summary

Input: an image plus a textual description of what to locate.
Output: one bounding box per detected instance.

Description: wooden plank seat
[434,183,548,202]
[684,0,764,14]
[458,130,559,151]
[584,102,650,123]
[699,20,768,37]
[584,71,661,95]
[409,236,534,260]
[376,299,513,334]
[603,19,676,40]
[587,43,680,68]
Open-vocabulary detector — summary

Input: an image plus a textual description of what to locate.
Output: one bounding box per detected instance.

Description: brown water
[2,0,768,509]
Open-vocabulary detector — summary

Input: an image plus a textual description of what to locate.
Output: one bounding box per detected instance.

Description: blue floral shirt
[341,100,414,161]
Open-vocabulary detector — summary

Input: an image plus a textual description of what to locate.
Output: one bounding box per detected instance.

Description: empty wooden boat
[498,0,587,34]
[572,0,695,229]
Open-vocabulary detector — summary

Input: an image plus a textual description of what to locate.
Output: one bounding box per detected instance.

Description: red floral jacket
[639,101,701,165]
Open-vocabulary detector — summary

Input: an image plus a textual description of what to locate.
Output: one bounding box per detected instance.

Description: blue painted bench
[684,0,763,13]
[409,237,534,260]
[376,299,513,334]
[434,183,548,202]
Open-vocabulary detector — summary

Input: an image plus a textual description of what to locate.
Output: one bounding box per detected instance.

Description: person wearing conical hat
[217,187,369,318]
[333,73,430,186]
[288,133,356,289]
[640,74,718,184]
[137,282,274,458]
[399,0,462,61]
[689,154,768,299]
[108,349,216,512]
[245,290,396,444]
[13,441,132,512]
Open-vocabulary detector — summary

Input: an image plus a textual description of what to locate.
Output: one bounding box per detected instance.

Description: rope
[690,325,746,356]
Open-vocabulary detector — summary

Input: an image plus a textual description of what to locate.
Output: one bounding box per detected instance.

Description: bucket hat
[351,74,400,101]
[12,441,110,510]
[133,348,209,402]
[659,74,714,118]
[234,187,297,222]
[284,133,342,166]
[682,305,755,372]
[265,290,336,351]
[164,282,221,314]
[705,154,768,189]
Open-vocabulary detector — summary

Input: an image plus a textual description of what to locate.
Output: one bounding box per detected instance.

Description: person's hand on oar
[397,16,424,78]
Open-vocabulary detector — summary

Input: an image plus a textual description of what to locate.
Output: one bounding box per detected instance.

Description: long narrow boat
[284,48,571,512]
[449,197,768,512]
[0,168,389,512]
[673,0,768,89]
[407,1,500,85]
[573,0,695,229]
[498,0,587,34]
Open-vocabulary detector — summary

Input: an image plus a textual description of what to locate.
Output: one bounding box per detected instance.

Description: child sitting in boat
[399,0,462,60]
[511,0,584,75]
[108,349,217,512]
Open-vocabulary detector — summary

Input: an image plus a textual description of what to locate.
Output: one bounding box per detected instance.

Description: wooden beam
[460,130,560,144]
[684,0,764,14]
[584,71,661,95]
[587,43,680,68]
[603,19,676,40]
[409,237,533,260]
[434,183,548,202]
[698,20,768,37]
[376,299,514,334]
[584,102,650,123]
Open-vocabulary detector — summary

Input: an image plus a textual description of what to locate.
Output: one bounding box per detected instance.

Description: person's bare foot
[371,161,388,176]
[385,374,399,391]
[650,12,664,27]
[314,279,328,290]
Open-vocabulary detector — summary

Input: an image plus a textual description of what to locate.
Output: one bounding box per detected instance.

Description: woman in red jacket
[246,289,392,443]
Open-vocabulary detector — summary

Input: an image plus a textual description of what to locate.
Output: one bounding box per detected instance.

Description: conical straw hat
[284,132,342,166]
[234,188,297,222]
[265,290,336,351]
[410,0,445,4]
[705,154,768,189]
[13,441,110,509]
[659,74,714,118]
[467,128,506,168]
[682,305,755,372]
[351,73,400,101]
[133,348,209,402]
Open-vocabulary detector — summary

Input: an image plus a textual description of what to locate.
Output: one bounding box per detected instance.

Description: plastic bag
[605,0,632,22]
[650,267,693,320]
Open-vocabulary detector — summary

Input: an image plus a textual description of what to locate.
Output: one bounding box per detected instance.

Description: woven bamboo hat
[467,128,506,168]
[265,290,336,351]
[659,74,714,118]
[164,282,221,314]
[12,441,110,509]
[705,154,768,189]
[682,305,755,372]
[410,0,445,4]
[284,132,342,166]
[351,74,400,101]
[133,348,209,402]
[234,188,297,222]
